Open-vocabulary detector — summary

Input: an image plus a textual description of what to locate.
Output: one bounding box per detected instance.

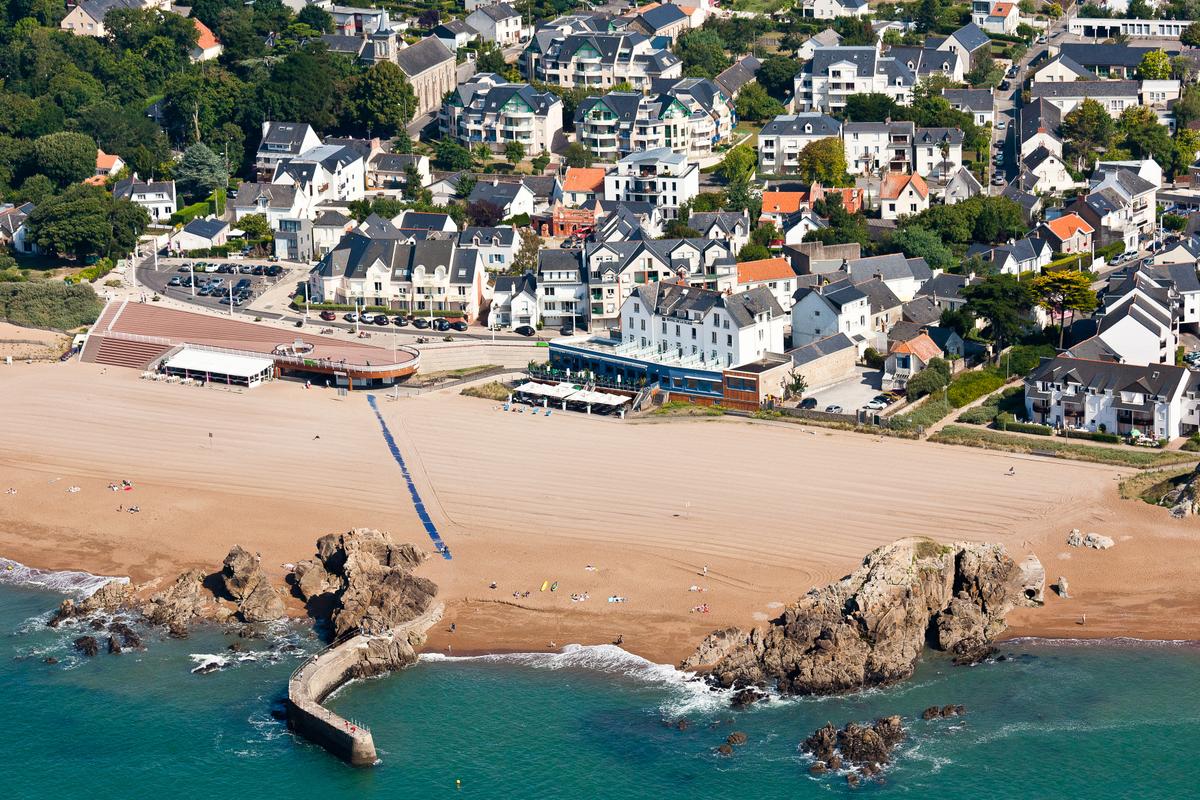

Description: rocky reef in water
[684,537,1044,697]
[46,529,437,667]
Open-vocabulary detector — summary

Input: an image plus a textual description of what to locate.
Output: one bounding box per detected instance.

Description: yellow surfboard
[540,580,549,592]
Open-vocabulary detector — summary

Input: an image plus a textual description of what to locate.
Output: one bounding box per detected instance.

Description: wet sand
[1,361,1197,663]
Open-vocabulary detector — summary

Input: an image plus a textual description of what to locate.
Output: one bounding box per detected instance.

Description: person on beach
[450,623,456,634]
[702,564,709,577]
[1007,466,1016,476]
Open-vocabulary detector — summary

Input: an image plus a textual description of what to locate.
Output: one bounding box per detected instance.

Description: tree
[435,139,474,171]
[476,42,508,74]
[237,213,271,240]
[417,8,439,29]
[1138,50,1172,81]
[297,4,333,32]
[795,138,847,184]
[734,82,784,123]
[175,142,228,200]
[1183,22,1200,47]
[32,131,97,188]
[504,140,525,166]
[906,363,949,399]
[1127,0,1155,18]
[690,191,727,212]
[962,273,1034,351]
[530,153,551,174]
[674,29,729,78]
[662,219,702,238]
[25,184,148,260]
[346,61,417,137]
[965,48,1001,88]
[1118,104,1173,167]
[737,243,771,261]
[1030,271,1098,348]
[513,228,540,274]
[810,192,868,247]
[940,306,977,338]
[1059,99,1116,170]
[783,368,807,400]
[890,225,955,272]
[717,144,756,184]
[756,55,796,100]
[468,199,504,226]
[915,0,939,31]
[749,223,780,250]
[563,142,594,168]
[843,93,899,123]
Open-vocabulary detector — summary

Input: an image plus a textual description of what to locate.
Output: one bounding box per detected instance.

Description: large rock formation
[1164,464,1200,517]
[140,569,230,628]
[802,716,906,777]
[221,546,287,623]
[683,538,1041,696]
[291,528,437,639]
[48,580,134,627]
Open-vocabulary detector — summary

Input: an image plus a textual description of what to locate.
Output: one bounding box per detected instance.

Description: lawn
[930,425,1200,468]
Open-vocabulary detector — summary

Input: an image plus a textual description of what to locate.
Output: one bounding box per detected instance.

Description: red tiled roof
[1044,213,1094,240]
[880,172,928,200]
[737,257,794,284]
[194,19,219,50]
[562,167,605,193]
[760,191,805,215]
[889,332,942,362]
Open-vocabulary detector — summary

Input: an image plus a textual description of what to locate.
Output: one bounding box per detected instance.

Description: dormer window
[804,124,812,133]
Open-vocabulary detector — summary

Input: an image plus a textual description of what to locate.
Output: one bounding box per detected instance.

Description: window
[726,334,732,346]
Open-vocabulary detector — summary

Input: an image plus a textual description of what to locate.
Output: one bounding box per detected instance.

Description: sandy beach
[1,360,1198,663]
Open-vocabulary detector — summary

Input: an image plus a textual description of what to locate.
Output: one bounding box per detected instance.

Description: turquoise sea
[4,578,1200,799]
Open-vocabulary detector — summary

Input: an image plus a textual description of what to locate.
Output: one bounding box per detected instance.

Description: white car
[995,120,1006,130]
[864,399,888,411]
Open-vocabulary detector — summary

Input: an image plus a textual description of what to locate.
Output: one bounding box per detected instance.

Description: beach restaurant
[161,347,275,388]
[512,381,630,414]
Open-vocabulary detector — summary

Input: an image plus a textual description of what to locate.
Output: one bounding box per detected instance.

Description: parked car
[392,316,409,327]
[412,317,430,329]
[995,120,1006,130]
[864,398,888,411]
[991,174,1006,186]
[799,397,818,410]
[319,310,337,321]
[251,265,265,276]
[824,404,843,414]
[560,323,575,336]
[343,313,359,323]
[1000,80,1010,91]
[239,265,253,274]
[514,325,536,337]
[432,318,451,332]
[373,315,390,326]
[204,263,220,273]
[167,276,182,287]
[177,265,190,273]
[450,320,468,332]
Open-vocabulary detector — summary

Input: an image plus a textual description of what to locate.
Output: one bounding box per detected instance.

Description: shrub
[1063,430,1121,444]
[890,395,952,431]
[169,200,212,226]
[957,405,998,424]
[1182,435,1200,452]
[946,368,1006,407]
[906,366,948,399]
[0,282,103,329]
[65,257,115,284]
[1004,344,1055,376]
[863,346,885,369]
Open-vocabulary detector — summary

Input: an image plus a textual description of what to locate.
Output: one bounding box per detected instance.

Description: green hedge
[1004,344,1056,375]
[291,298,464,317]
[890,395,952,431]
[1095,241,1124,262]
[1045,252,1092,272]
[1062,430,1121,444]
[998,419,1053,436]
[64,258,115,285]
[170,201,211,226]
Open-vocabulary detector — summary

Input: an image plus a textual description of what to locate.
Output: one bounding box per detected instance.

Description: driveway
[804,367,883,413]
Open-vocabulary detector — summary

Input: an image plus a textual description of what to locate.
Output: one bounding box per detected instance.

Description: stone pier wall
[287,603,444,766]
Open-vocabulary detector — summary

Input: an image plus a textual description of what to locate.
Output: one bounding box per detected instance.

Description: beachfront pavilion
[161,347,275,388]
[512,381,630,414]
[548,335,726,401]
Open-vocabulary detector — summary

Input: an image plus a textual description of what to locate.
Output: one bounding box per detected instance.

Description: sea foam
[421,643,734,717]
[0,556,128,598]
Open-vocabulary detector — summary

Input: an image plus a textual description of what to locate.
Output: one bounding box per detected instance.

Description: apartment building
[794,45,914,113]
[527,30,681,91]
[756,113,843,175]
[575,78,734,161]
[440,73,563,156]
[602,148,698,219]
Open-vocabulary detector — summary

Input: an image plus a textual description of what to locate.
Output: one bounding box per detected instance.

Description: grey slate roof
[1020,98,1061,144]
[845,253,931,284]
[789,332,854,366]
[495,271,537,296]
[459,226,516,247]
[761,113,842,138]
[949,22,991,53]
[397,211,453,230]
[634,281,784,328]
[76,0,142,23]
[371,153,424,174]
[259,122,315,154]
[1031,80,1139,100]
[1038,52,1094,79]
[320,34,366,55]
[316,229,477,285]
[714,55,761,96]
[1060,43,1166,70]
[687,211,747,238]
[637,3,687,30]
[181,218,228,239]
[395,37,454,78]
[915,127,964,146]
[1028,355,1187,399]
[941,88,994,113]
[232,182,297,210]
[113,176,176,204]
[476,3,519,21]
[0,202,33,237]
[854,277,902,315]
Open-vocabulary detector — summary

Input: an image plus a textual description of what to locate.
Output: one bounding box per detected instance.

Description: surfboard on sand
[540,580,549,592]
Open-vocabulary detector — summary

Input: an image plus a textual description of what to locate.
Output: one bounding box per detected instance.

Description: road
[132,253,548,344]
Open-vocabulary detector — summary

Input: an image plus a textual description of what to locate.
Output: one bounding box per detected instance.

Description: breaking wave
[0,556,127,598]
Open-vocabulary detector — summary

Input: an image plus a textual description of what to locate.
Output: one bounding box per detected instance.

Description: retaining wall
[415,340,545,372]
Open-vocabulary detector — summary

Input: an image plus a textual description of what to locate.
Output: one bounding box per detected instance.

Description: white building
[941,88,995,127]
[575,78,735,162]
[795,44,915,113]
[622,281,787,369]
[441,73,563,156]
[879,172,929,221]
[112,175,176,222]
[1029,80,1140,118]
[465,3,523,47]
[791,278,871,353]
[971,0,1019,34]
[271,144,366,211]
[801,0,869,19]
[488,272,539,329]
[254,122,323,181]
[756,113,843,175]
[528,30,682,92]
[912,128,965,181]
[602,147,698,219]
[1026,356,1192,439]
[458,226,520,272]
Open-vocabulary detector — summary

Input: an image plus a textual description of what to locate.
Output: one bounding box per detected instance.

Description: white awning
[164,348,275,378]
[569,390,628,406]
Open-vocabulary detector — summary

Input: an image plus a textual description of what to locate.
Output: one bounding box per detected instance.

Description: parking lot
[802,367,887,414]
[138,257,297,314]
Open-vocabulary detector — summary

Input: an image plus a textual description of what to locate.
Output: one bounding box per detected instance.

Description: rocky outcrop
[1067,529,1114,549]
[141,569,230,628]
[921,704,965,720]
[73,636,99,657]
[802,716,906,777]
[221,546,287,623]
[291,528,437,639]
[1164,464,1200,517]
[48,580,135,627]
[684,538,1040,696]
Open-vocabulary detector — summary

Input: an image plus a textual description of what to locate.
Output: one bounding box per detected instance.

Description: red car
[319,310,337,321]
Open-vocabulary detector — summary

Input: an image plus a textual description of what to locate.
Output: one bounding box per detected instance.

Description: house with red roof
[191,18,222,62]
[736,257,799,310]
[1039,213,1094,255]
[879,173,929,221]
[883,332,944,391]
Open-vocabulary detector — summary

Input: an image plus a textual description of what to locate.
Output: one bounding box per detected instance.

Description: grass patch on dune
[461,381,511,401]
[652,401,725,417]
[1118,464,1197,503]
[930,425,1199,468]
